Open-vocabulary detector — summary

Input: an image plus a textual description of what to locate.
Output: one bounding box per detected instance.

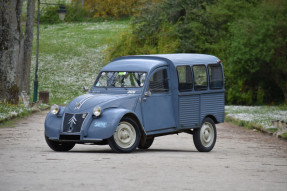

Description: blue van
[45,54,225,153]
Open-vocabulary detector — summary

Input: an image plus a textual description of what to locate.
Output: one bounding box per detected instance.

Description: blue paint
[45,54,225,143]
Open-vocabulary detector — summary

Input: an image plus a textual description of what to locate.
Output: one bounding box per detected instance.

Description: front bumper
[44,110,115,142]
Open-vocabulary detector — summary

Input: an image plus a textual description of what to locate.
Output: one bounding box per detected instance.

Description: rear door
[177,65,200,129]
[141,67,176,133]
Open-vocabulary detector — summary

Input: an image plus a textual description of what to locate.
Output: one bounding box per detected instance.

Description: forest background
[1,0,287,106]
[61,0,287,105]
[102,0,286,105]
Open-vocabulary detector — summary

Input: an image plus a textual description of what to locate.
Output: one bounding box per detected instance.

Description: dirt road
[0,111,286,191]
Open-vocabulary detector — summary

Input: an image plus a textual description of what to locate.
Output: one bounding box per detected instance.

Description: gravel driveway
[0,111,286,191]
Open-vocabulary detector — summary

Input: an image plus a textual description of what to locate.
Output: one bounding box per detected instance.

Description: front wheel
[193,118,216,152]
[45,136,75,152]
[108,117,141,153]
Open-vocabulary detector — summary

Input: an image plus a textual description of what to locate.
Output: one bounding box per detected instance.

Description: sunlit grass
[30,21,130,104]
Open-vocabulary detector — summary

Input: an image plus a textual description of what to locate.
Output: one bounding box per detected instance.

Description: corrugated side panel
[200,92,225,123]
[179,95,200,128]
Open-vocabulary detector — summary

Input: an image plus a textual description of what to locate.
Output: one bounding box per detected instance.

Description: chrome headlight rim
[93,106,102,117]
[50,104,60,115]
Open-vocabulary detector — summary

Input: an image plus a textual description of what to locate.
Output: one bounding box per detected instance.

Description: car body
[45,53,225,153]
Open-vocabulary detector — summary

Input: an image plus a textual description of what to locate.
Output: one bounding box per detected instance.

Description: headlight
[50,104,60,115]
[93,106,101,117]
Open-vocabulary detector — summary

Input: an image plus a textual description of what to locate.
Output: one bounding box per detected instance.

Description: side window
[149,69,169,93]
[193,65,207,91]
[177,65,192,92]
[208,64,223,89]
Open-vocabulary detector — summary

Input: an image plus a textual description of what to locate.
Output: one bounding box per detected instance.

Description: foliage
[225,105,287,129]
[106,23,179,62]
[226,0,287,104]
[106,0,192,60]
[108,0,287,104]
[71,0,162,19]
[0,102,33,123]
[225,105,287,139]
[39,4,91,23]
[280,132,287,139]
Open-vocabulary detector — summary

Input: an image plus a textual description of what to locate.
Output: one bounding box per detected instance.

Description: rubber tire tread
[138,137,154,149]
[108,117,141,153]
[45,135,75,152]
[193,117,217,152]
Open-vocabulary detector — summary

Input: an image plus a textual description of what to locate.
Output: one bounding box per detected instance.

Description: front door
[141,67,176,133]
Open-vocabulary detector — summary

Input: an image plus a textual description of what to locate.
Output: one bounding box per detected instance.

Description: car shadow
[62,148,196,154]
[136,148,196,153]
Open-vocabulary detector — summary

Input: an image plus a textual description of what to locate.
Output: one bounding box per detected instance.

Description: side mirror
[144,90,152,97]
[83,86,89,92]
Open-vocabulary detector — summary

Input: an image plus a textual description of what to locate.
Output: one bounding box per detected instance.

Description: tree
[227,0,287,104]
[0,0,35,104]
[72,0,162,19]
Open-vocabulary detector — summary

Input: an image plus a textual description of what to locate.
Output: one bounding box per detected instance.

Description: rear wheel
[108,117,141,153]
[45,135,75,152]
[193,117,216,152]
[138,137,154,149]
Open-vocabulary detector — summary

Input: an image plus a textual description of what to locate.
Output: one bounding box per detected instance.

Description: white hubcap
[114,122,136,149]
[200,122,214,147]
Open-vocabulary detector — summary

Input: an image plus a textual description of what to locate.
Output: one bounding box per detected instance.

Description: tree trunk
[284,84,287,104]
[0,0,35,104]
[0,0,23,104]
[22,0,35,95]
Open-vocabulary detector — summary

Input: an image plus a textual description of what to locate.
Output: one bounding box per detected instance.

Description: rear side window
[208,64,223,89]
[193,65,207,91]
[149,69,169,93]
[177,65,192,92]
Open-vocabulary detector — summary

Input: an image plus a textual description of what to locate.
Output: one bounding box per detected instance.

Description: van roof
[144,53,219,65]
[102,53,219,72]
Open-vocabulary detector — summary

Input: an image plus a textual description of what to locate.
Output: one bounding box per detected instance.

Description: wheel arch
[203,115,219,124]
[107,111,144,153]
[122,112,146,139]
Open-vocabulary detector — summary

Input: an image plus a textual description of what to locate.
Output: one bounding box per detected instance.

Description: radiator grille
[62,113,88,133]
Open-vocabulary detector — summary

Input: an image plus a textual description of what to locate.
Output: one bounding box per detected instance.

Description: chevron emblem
[68,115,77,125]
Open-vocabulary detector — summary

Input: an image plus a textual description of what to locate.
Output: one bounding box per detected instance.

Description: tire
[108,117,141,153]
[138,137,154,149]
[45,135,75,152]
[193,117,217,152]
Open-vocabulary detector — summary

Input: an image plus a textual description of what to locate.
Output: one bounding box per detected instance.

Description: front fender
[87,108,141,140]
[44,112,62,138]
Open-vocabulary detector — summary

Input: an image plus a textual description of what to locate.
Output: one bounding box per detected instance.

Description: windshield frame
[93,71,148,89]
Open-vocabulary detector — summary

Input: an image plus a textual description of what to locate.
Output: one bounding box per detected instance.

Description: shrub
[72,0,162,19]
[39,4,91,24]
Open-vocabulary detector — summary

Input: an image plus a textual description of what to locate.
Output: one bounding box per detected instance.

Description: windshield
[95,72,147,88]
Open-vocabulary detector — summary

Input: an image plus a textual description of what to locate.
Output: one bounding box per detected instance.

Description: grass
[225,105,287,139]
[0,20,130,123]
[0,120,15,128]
[0,103,34,124]
[2,19,287,141]
[30,20,130,104]
[280,132,287,139]
[225,105,287,129]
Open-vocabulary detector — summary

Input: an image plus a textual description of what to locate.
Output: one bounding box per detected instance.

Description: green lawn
[2,20,287,135]
[30,21,130,104]
[225,105,287,131]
